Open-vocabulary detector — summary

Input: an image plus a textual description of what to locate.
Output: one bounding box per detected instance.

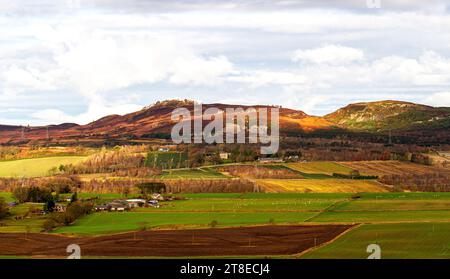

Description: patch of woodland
[218,165,302,179]
[379,173,450,192]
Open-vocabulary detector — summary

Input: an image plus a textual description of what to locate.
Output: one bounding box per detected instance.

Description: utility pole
[46,126,50,141]
[187,144,190,169]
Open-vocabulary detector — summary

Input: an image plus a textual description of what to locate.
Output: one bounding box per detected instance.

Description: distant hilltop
[0,99,449,145]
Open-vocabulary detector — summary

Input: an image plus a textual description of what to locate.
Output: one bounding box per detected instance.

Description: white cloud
[169,55,233,85]
[280,85,331,115]
[222,48,450,114]
[231,50,450,90]
[78,11,450,35]
[32,109,77,124]
[370,51,450,86]
[228,70,308,87]
[2,5,450,124]
[0,15,235,124]
[424,92,450,107]
[292,44,364,65]
[294,49,450,88]
[0,0,449,14]
[54,30,234,95]
[32,99,143,125]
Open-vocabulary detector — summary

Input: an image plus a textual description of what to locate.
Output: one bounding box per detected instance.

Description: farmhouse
[94,205,109,212]
[110,204,127,211]
[219,152,231,160]
[285,155,299,162]
[54,204,67,213]
[95,199,151,212]
[126,199,147,208]
[109,200,129,211]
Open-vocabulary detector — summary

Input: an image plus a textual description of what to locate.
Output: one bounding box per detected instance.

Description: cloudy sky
[1,0,450,125]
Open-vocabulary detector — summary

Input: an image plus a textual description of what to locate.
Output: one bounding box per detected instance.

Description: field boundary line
[293,223,362,258]
[334,161,359,172]
[132,209,324,213]
[303,198,350,222]
[373,180,393,189]
[54,223,342,237]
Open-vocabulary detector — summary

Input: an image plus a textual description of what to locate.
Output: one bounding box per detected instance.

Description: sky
[1,0,450,125]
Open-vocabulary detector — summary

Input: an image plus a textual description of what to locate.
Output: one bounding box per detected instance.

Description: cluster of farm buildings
[94,193,165,212]
[47,193,166,214]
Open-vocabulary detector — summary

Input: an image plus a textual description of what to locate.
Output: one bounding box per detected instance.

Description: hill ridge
[0,99,449,144]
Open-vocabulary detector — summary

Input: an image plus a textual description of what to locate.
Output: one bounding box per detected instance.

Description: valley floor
[1,154,450,259]
[2,192,450,258]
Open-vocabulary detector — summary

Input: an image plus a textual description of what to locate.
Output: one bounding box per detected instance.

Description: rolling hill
[325,100,450,132]
[0,99,449,144]
[0,100,336,144]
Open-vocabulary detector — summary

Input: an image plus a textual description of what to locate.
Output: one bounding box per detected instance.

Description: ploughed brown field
[0,225,352,258]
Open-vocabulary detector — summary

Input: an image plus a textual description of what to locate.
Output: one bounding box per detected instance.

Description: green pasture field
[0,192,14,202]
[172,193,351,200]
[358,192,450,200]
[54,192,450,235]
[0,156,87,178]
[241,193,353,199]
[0,203,45,233]
[59,193,142,204]
[301,222,450,259]
[178,193,246,199]
[309,210,450,223]
[145,152,188,169]
[60,193,128,200]
[333,199,450,211]
[3,192,450,242]
[53,193,352,235]
[135,198,343,212]
[54,211,316,235]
